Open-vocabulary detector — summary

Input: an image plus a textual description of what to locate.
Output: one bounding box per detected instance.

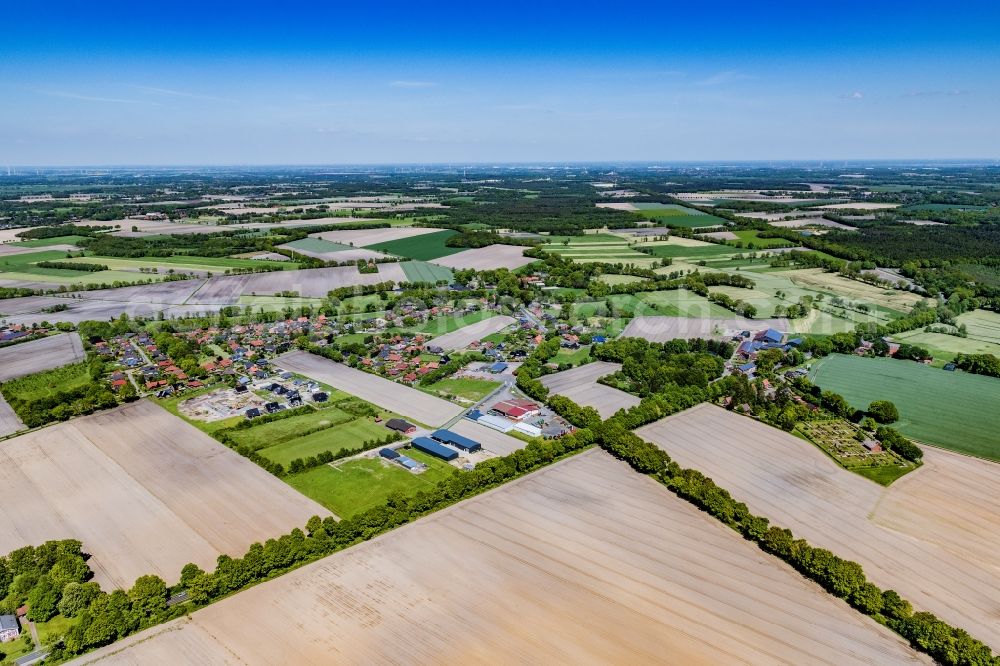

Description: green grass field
[809,354,1000,460]
[283,237,356,254]
[398,309,497,336]
[13,235,90,247]
[228,406,355,451]
[642,243,736,259]
[399,259,454,283]
[364,229,461,260]
[730,230,796,248]
[424,376,501,402]
[553,346,592,366]
[285,448,457,518]
[257,416,394,467]
[0,361,92,402]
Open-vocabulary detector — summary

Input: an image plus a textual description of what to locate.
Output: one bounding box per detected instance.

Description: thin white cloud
[128,85,234,102]
[38,90,150,104]
[902,89,970,98]
[697,71,753,86]
[838,91,864,100]
[389,80,437,89]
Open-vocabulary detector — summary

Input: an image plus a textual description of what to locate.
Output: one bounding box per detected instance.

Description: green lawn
[14,234,90,247]
[809,354,1000,461]
[364,230,461,260]
[258,416,394,466]
[0,361,92,402]
[399,260,454,283]
[553,346,592,366]
[398,310,497,336]
[424,376,501,402]
[284,448,457,518]
[228,406,355,451]
[731,230,797,248]
[36,613,81,647]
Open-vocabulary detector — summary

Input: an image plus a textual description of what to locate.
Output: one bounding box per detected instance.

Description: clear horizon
[3,0,999,165]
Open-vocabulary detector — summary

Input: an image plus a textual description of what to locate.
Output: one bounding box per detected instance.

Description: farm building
[386,418,417,434]
[472,412,516,432]
[0,614,19,642]
[514,422,543,438]
[379,448,400,460]
[755,328,785,344]
[431,429,482,452]
[488,362,509,374]
[489,399,541,421]
[410,437,459,461]
[245,407,261,419]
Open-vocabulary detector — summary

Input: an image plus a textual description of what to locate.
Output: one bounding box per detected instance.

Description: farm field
[363,229,460,260]
[73,450,926,666]
[277,350,464,426]
[398,309,497,336]
[285,448,455,518]
[0,394,25,437]
[539,361,640,419]
[892,329,1000,360]
[186,264,409,302]
[309,226,444,247]
[730,230,797,248]
[573,291,735,320]
[279,237,388,262]
[398,259,453,283]
[543,234,659,266]
[552,345,591,365]
[621,316,787,341]
[12,234,90,247]
[636,404,1000,650]
[956,308,1000,345]
[0,332,85,381]
[63,254,297,273]
[427,314,516,350]
[808,354,1000,460]
[784,268,925,313]
[769,217,857,230]
[640,239,738,259]
[0,400,328,590]
[257,416,396,467]
[424,376,500,402]
[428,244,535,270]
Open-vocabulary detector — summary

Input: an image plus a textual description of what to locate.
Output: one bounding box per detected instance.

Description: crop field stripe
[808,354,1000,460]
[71,450,924,665]
[636,403,1000,650]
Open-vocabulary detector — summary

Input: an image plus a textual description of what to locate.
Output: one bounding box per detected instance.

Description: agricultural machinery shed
[431,429,482,452]
[410,437,459,461]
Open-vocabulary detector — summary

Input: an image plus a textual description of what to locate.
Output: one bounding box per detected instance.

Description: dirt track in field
[0,395,24,437]
[71,450,925,666]
[636,403,1000,650]
[0,332,85,381]
[277,350,464,427]
[539,361,640,418]
[0,401,329,589]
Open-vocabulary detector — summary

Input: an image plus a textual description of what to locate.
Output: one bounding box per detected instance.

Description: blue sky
[2,1,998,165]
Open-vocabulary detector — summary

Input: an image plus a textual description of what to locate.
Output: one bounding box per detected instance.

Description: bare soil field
[430,244,535,270]
[0,332,85,381]
[769,217,857,230]
[69,279,208,304]
[0,243,80,256]
[0,394,25,438]
[0,400,328,589]
[448,419,526,455]
[621,316,788,342]
[636,404,1000,650]
[427,314,516,350]
[277,242,388,262]
[188,264,408,302]
[73,450,925,666]
[277,351,464,427]
[310,226,444,247]
[818,202,902,211]
[2,300,177,327]
[539,361,640,419]
[697,230,738,240]
[596,201,639,211]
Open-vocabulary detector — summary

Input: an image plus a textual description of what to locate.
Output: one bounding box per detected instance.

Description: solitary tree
[867,400,899,424]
